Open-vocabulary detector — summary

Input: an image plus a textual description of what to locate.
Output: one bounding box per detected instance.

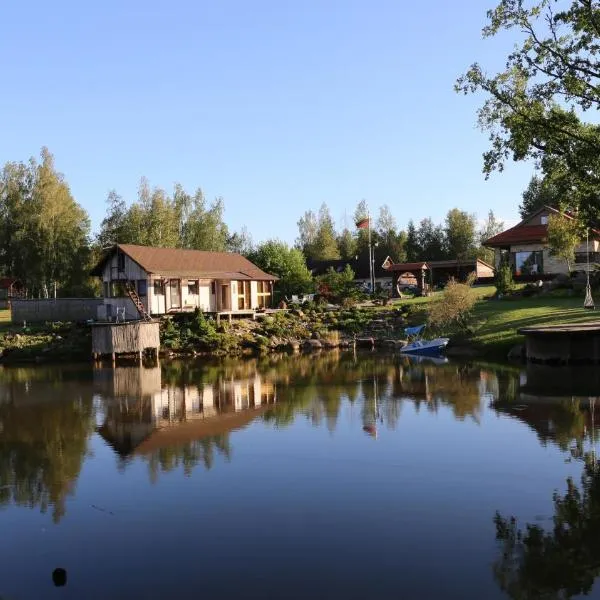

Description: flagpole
[368,209,373,293]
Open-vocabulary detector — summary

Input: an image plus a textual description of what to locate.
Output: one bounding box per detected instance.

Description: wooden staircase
[125,281,152,321]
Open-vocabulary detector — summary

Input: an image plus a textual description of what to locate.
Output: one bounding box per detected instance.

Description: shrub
[495,264,514,295]
[428,277,476,331]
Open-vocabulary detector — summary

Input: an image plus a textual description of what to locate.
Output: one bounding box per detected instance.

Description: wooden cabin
[91,244,278,321]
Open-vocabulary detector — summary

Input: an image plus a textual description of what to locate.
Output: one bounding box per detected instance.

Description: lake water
[1,352,600,600]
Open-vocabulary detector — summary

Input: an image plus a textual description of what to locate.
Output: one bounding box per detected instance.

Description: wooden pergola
[383,262,429,296]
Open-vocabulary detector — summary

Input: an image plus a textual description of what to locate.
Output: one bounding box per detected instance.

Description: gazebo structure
[383,262,429,296]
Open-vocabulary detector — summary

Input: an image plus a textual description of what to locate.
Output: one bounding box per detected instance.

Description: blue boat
[400,324,450,356]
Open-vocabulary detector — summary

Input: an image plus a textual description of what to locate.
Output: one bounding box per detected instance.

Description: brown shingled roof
[91,244,278,280]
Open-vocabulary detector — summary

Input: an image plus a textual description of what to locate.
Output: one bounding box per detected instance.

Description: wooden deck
[212,308,287,323]
[518,322,600,364]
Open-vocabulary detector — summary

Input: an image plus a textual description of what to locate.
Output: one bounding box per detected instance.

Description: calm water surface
[1,352,600,599]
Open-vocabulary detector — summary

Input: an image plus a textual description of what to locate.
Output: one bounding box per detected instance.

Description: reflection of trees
[494,455,600,599]
[492,399,594,456]
[145,435,231,483]
[0,395,94,523]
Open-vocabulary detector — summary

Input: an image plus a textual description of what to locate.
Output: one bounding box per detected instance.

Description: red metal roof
[484,225,548,248]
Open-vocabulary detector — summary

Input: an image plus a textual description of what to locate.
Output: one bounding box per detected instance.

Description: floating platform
[91,320,160,363]
[518,322,600,364]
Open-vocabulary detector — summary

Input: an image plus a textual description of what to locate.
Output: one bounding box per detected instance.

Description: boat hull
[399,338,450,356]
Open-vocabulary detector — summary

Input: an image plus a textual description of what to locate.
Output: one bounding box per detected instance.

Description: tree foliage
[428,274,477,331]
[248,240,314,299]
[520,174,562,219]
[479,210,505,264]
[316,265,356,303]
[547,213,581,271]
[0,148,92,297]
[445,208,477,260]
[494,453,600,599]
[456,0,600,224]
[97,181,230,252]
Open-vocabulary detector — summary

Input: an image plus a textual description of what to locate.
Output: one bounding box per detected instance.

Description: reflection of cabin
[0,277,25,309]
[91,244,278,321]
[95,366,277,457]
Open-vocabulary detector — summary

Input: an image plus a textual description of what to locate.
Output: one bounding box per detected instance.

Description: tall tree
[405,220,421,261]
[456,0,600,225]
[97,190,128,247]
[479,210,505,264]
[336,228,357,260]
[0,148,91,297]
[417,218,447,261]
[248,240,314,299]
[547,213,581,272]
[444,208,477,261]
[312,203,341,260]
[297,204,340,260]
[296,209,318,257]
[227,226,254,256]
[376,205,406,261]
[520,175,562,219]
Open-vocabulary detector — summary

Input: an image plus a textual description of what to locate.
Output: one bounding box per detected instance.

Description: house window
[154,280,165,295]
[103,282,109,298]
[256,280,272,308]
[110,281,127,298]
[188,280,199,295]
[211,281,216,295]
[117,253,125,272]
[511,251,544,276]
[137,279,147,296]
[575,252,600,264]
[541,215,548,225]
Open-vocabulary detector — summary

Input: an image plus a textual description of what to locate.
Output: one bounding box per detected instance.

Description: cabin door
[169,279,181,309]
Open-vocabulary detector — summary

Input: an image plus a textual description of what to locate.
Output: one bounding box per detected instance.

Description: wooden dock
[92,321,160,364]
[518,322,600,364]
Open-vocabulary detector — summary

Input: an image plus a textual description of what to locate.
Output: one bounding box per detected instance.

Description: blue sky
[1,0,530,243]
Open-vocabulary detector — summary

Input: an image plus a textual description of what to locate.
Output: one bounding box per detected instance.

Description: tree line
[0,148,506,298]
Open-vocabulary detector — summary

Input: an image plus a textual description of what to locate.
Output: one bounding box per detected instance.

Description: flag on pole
[356,217,370,230]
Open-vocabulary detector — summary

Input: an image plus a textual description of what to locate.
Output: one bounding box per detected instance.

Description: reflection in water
[492,364,600,599]
[95,365,277,480]
[0,366,95,523]
[3,354,600,598]
[494,453,600,599]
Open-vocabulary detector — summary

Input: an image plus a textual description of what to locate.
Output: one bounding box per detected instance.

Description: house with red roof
[484,206,600,279]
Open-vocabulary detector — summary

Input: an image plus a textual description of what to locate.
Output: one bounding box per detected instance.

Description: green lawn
[469,295,599,355]
[388,286,600,358]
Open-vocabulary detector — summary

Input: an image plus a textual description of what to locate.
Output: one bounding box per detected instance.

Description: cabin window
[154,280,165,295]
[117,253,125,272]
[188,280,199,295]
[110,281,127,298]
[256,280,272,308]
[511,251,543,277]
[541,215,548,225]
[137,279,147,296]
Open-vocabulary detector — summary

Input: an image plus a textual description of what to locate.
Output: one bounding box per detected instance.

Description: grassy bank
[0,288,598,363]
[399,287,599,359]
